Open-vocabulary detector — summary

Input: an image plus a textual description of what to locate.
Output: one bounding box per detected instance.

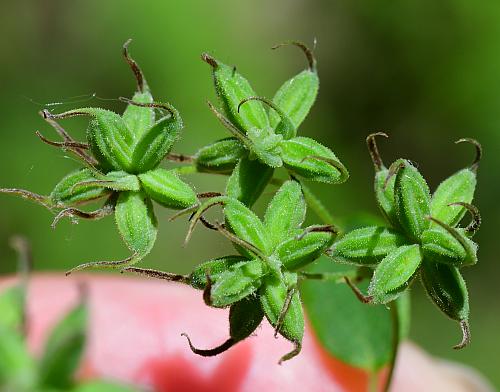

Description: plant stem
[383,301,400,392]
[300,270,359,283]
[299,181,337,227]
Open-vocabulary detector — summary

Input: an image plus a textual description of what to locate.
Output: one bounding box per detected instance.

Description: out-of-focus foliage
[0,0,498,386]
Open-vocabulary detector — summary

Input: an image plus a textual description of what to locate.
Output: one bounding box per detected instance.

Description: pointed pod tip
[455,138,482,172]
[278,340,302,364]
[201,53,218,68]
[182,332,236,357]
[366,132,389,172]
[271,41,317,71]
[453,319,471,350]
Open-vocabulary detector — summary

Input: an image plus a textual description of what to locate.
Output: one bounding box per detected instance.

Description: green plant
[0,238,135,392]
[0,40,482,390]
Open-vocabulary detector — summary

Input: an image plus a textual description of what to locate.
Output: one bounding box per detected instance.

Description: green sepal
[195,137,246,174]
[260,274,304,358]
[50,169,110,207]
[329,226,409,266]
[281,136,348,184]
[277,231,334,271]
[368,244,422,304]
[38,300,87,390]
[224,199,271,256]
[122,90,155,140]
[229,296,264,342]
[209,259,265,308]
[431,168,476,227]
[420,260,469,323]
[189,256,247,290]
[374,169,399,228]
[139,168,196,209]
[394,160,431,240]
[247,126,283,168]
[129,105,183,173]
[0,323,37,391]
[115,191,157,258]
[226,157,273,207]
[421,227,477,266]
[269,69,319,136]
[205,54,269,132]
[0,285,25,333]
[264,180,305,249]
[78,108,134,172]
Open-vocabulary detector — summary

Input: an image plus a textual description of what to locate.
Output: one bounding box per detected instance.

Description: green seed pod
[115,191,157,258]
[247,126,283,168]
[226,157,273,207]
[195,137,246,174]
[431,169,476,227]
[189,256,247,290]
[224,199,271,255]
[67,108,133,172]
[229,296,264,342]
[329,226,409,266]
[421,226,477,267]
[91,171,140,192]
[50,169,110,206]
[260,274,304,363]
[393,160,431,241]
[269,42,319,135]
[209,259,265,308]
[129,102,183,173]
[139,168,196,209]
[202,53,269,132]
[277,231,334,271]
[281,136,348,184]
[264,180,306,248]
[420,260,470,349]
[368,244,422,304]
[431,138,481,227]
[122,91,154,139]
[374,169,399,228]
[121,39,155,139]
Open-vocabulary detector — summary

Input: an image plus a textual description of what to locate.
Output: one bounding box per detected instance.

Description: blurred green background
[0,0,498,387]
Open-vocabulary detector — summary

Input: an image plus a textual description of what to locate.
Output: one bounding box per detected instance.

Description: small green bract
[328,132,481,349]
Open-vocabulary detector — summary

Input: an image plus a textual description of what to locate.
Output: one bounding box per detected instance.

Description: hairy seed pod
[129,104,183,173]
[229,296,265,342]
[393,160,431,240]
[264,180,306,248]
[122,91,155,140]
[280,136,348,184]
[260,274,304,363]
[195,137,246,174]
[226,157,274,207]
[189,256,247,290]
[269,42,319,134]
[329,226,409,266]
[224,199,271,256]
[202,53,269,132]
[421,227,477,267]
[374,169,400,228]
[46,108,135,172]
[209,260,265,308]
[139,168,196,209]
[93,171,141,192]
[420,260,470,349]
[115,191,157,258]
[277,231,334,271]
[50,169,110,206]
[368,244,422,304]
[431,169,476,227]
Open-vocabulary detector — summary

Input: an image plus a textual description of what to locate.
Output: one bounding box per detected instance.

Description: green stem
[300,270,360,283]
[174,165,198,175]
[384,301,400,392]
[299,181,337,227]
